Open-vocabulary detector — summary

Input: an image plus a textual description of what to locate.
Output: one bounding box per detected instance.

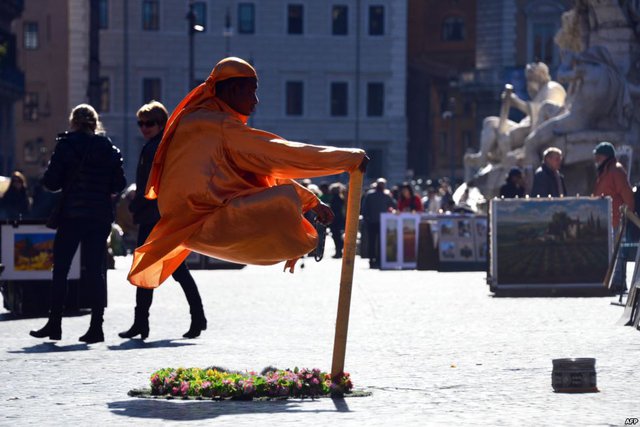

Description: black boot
[183,309,207,339]
[79,309,104,344]
[118,308,149,340]
[30,314,62,340]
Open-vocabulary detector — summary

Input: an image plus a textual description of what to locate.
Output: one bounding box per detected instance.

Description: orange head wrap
[145,57,257,199]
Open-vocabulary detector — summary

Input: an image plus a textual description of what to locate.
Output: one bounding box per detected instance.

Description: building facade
[0,0,25,177]
[98,0,407,184]
[407,0,477,181]
[12,0,90,181]
[407,0,572,183]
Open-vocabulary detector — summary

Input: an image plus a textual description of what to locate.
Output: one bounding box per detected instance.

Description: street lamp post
[186,1,204,89]
[448,97,456,183]
[442,96,456,183]
[223,7,233,57]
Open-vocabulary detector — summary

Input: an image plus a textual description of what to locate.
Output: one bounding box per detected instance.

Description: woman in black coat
[30,104,126,343]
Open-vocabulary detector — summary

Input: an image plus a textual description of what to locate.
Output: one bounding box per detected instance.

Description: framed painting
[1,224,80,280]
[489,197,611,290]
[380,214,401,269]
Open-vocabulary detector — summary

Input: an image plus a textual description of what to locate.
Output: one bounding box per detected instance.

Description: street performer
[128,57,367,288]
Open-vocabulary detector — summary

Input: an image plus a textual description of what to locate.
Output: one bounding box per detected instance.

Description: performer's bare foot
[284,258,300,273]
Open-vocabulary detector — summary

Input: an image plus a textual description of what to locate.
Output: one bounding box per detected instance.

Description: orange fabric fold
[128,58,365,288]
[146,57,256,200]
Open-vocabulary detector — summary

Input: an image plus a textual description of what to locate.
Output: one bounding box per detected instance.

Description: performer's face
[228,78,259,116]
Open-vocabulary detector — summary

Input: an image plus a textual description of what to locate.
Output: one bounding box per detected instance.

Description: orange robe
[128,98,365,288]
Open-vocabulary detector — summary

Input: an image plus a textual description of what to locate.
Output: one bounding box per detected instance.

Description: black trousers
[134,222,203,315]
[366,222,381,266]
[51,218,111,314]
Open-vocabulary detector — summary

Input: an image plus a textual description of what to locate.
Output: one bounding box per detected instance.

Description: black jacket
[530,163,566,197]
[129,133,161,225]
[499,181,525,198]
[42,131,126,223]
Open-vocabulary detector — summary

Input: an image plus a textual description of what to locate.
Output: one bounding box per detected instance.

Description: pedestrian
[119,101,207,339]
[422,186,441,214]
[361,177,396,268]
[397,182,424,213]
[0,171,31,219]
[530,147,567,197]
[328,182,346,258]
[127,57,367,288]
[499,167,526,198]
[592,141,634,291]
[30,104,126,343]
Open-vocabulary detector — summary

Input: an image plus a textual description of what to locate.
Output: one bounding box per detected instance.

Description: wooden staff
[498,84,514,134]
[331,169,364,391]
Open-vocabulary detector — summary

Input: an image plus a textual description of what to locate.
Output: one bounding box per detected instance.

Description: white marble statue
[464,62,567,170]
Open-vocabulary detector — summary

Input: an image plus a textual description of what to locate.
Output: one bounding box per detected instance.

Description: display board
[1,224,80,280]
[380,213,487,270]
[489,197,611,292]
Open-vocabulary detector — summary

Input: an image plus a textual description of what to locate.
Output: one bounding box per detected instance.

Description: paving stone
[1,248,638,426]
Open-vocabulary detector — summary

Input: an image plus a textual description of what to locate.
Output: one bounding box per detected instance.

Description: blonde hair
[136,100,169,128]
[69,104,104,135]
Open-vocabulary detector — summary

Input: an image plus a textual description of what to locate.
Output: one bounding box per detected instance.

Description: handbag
[45,139,91,229]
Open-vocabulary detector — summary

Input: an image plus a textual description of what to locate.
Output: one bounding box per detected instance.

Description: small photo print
[440,241,456,259]
[440,220,455,237]
[458,220,472,238]
[477,241,487,260]
[459,244,474,260]
[475,219,487,237]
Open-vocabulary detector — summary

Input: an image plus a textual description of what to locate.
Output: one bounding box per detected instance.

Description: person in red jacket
[592,141,634,228]
[397,183,424,213]
[592,141,634,292]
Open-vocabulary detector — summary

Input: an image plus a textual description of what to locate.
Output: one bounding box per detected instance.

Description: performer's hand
[358,155,370,173]
[312,201,334,225]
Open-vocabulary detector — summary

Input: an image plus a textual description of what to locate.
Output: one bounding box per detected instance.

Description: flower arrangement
[148,367,353,400]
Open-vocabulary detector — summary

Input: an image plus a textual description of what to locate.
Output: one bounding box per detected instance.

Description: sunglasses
[137,120,157,128]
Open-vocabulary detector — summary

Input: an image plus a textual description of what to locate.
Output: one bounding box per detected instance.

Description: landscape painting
[491,198,611,285]
[14,233,54,271]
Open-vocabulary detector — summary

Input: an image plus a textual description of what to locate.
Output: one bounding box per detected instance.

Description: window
[142,78,162,103]
[193,2,207,32]
[368,5,384,36]
[366,82,384,116]
[366,148,383,178]
[288,4,303,34]
[23,93,39,121]
[142,0,159,31]
[330,82,348,116]
[98,0,109,29]
[532,22,555,64]
[238,3,255,34]
[286,81,303,116]
[23,22,39,49]
[442,16,464,41]
[439,132,447,157]
[99,77,110,113]
[332,5,348,35]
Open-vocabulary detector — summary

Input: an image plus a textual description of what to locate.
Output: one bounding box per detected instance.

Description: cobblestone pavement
[1,246,639,426]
